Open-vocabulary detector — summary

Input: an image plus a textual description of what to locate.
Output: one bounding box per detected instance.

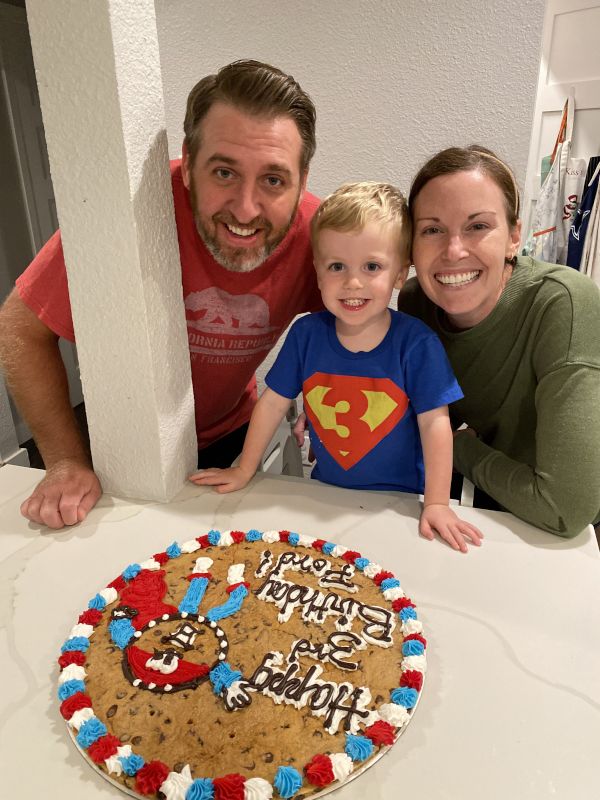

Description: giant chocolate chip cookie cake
[57,529,426,799]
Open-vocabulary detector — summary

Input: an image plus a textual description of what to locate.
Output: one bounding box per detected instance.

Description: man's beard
[189,179,301,273]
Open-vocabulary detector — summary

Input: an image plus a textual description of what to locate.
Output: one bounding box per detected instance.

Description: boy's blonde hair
[311,181,411,266]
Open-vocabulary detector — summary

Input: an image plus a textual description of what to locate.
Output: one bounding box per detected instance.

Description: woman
[398,145,600,537]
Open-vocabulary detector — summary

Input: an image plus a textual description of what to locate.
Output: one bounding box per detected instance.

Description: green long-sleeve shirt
[398,257,600,537]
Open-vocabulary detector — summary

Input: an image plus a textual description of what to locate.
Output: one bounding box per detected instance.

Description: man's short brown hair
[184,60,316,172]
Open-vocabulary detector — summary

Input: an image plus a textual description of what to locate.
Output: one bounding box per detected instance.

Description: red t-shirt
[16,160,322,450]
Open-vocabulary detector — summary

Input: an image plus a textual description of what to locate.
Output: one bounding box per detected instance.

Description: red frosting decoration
[230,531,246,543]
[304,754,334,786]
[197,534,211,548]
[373,570,394,586]
[87,734,121,763]
[226,581,250,594]
[58,651,86,669]
[59,692,92,720]
[341,550,361,563]
[279,530,290,542]
[108,575,126,593]
[126,646,210,687]
[400,669,424,691]
[78,609,103,626]
[213,773,246,800]
[404,633,427,647]
[311,539,327,551]
[119,570,178,629]
[365,720,396,746]
[186,572,212,582]
[392,596,415,612]
[152,552,170,566]
[135,761,170,795]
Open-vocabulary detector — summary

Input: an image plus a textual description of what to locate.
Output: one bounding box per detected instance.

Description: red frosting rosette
[304,753,335,787]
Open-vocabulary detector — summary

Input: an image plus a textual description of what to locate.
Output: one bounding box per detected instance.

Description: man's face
[182,102,307,272]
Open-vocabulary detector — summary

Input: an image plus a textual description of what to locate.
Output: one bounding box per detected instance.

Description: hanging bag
[527,95,586,264]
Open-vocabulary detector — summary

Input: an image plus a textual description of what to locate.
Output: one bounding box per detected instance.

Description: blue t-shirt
[266,310,462,493]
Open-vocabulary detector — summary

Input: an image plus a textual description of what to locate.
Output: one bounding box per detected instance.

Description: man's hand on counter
[20,457,102,529]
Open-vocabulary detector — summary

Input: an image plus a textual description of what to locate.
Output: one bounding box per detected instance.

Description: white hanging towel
[528,95,585,264]
[580,173,600,287]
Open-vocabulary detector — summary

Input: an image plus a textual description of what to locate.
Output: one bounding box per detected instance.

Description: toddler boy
[190,182,482,552]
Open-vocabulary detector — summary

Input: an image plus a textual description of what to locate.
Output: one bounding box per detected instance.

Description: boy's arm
[189,388,293,493]
[417,406,483,553]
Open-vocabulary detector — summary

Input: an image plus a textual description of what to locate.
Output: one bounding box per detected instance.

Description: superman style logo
[303,373,409,469]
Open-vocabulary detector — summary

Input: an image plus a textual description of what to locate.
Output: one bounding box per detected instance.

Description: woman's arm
[453,361,600,537]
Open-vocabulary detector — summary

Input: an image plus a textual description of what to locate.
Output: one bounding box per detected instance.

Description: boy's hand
[419,504,483,553]
[188,466,254,494]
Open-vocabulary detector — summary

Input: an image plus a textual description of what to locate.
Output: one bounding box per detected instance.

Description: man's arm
[0,289,102,528]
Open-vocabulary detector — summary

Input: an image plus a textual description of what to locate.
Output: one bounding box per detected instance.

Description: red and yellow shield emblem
[303,372,409,469]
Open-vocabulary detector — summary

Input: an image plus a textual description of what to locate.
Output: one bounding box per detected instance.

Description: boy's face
[314,222,408,339]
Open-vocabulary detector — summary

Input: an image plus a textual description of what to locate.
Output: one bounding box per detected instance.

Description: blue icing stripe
[402,639,424,657]
[205,584,248,622]
[88,593,106,611]
[400,606,418,621]
[391,686,419,708]
[58,679,86,701]
[207,529,221,545]
[61,636,90,653]
[245,529,262,542]
[186,778,215,800]
[109,618,136,649]
[120,753,145,776]
[209,662,242,695]
[122,563,142,581]
[179,576,209,615]
[380,577,401,591]
[345,733,374,761]
[287,532,300,546]
[274,765,303,798]
[76,716,107,748]
[354,557,370,571]
[322,542,336,555]
[166,542,182,558]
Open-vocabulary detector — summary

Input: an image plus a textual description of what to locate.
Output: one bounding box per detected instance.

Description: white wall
[154,0,546,391]
[155,0,545,196]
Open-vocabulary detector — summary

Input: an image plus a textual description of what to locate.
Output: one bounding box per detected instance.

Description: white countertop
[0,464,599,799]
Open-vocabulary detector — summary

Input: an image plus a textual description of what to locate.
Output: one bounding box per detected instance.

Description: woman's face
[411,170,521,329]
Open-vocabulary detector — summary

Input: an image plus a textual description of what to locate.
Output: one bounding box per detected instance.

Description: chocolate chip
[263,752,273,763]
[106,705,117,718]
[313,731,323,738]
[375,695,384,704]
[187,719,193,725]
[159,733,166,743]
[174,763,184,773]
[129,708,137,716]
[149,710,155,717]
[132,736,142,746]
[116,691,127,700]
[242,762,256,770]
[165,718,171,724]
[229,732,235,739]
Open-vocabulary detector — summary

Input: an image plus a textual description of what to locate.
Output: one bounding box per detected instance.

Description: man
[0,60,322,529]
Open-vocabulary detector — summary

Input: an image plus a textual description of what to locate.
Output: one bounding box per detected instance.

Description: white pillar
[25,0,196,500]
